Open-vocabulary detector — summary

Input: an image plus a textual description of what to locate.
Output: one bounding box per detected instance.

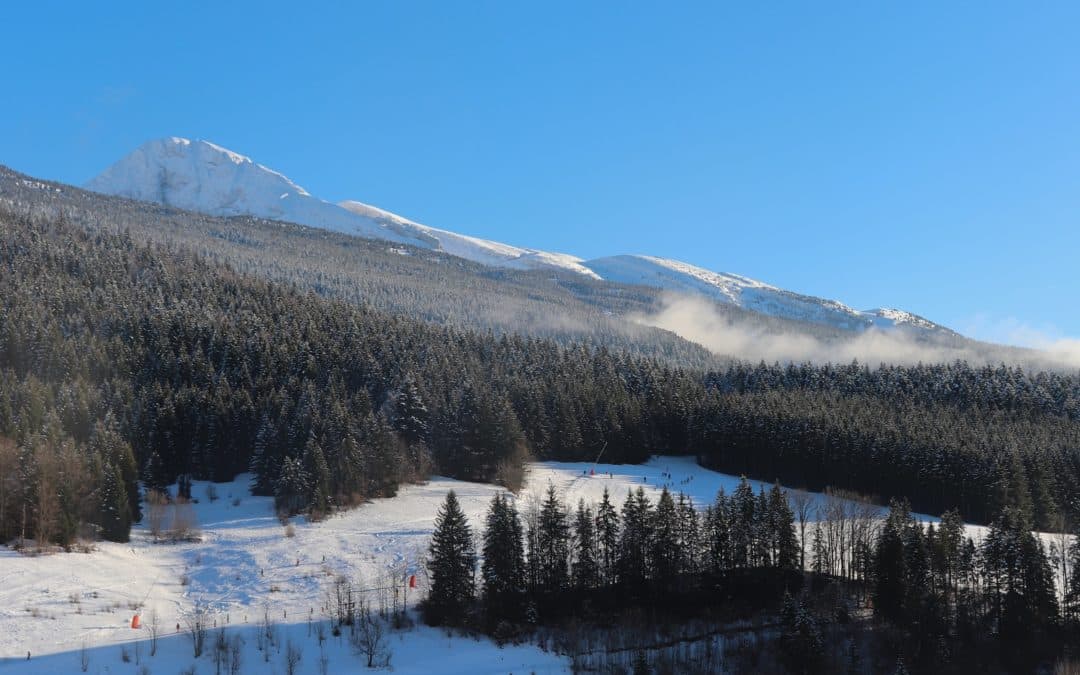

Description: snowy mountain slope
[584,255,955,335]
[84,137,596,277]
[86,138,952,336]
[85,138,417,244]
[338,199,600,278]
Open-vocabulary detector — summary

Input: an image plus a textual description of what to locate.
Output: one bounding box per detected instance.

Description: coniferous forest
[2,195,1078,548]
[426,483,1075,673]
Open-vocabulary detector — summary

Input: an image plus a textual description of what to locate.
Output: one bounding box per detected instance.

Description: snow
[584,254,954,335]
[0,456,1065,673]
[85,138,412,245]
[0,472,569,673]
[337,200,600,279]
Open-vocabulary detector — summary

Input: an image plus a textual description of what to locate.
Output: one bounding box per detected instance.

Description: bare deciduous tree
[145,490,167,541]
[172,497,199,541]
[284,639,302,675]
[184,601,208,658]
[351,599,391,668]
[148,608,159,656]
[790,490,815,571]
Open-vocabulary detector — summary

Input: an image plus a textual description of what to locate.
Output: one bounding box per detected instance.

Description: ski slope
[0,456,1048,673]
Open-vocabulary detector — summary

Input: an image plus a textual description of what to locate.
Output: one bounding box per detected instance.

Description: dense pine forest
[1,193,1080,549]
[419,483,1077,673]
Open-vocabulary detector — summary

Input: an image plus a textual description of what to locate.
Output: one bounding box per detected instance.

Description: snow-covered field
[0,456,1059,673]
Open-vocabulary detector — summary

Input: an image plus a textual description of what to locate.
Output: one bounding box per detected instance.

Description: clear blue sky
[3,1,1079,344]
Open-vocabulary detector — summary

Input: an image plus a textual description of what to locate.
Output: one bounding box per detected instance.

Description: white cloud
[634,294,1080,369]
[961,314,1080,368]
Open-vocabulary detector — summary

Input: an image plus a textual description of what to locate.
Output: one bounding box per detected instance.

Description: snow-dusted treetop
[86,137,951,335]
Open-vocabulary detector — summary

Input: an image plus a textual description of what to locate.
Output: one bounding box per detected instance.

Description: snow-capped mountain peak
[85,137,594,277]
[85,137,412,242]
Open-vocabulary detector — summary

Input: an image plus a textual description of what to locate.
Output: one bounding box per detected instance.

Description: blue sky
[3,1,1079,344]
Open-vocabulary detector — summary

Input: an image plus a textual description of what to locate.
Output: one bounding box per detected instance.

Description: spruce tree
[572,499,598,589]
[873,501,910,623]
[596,487,619,586]
[769,483,799,571]
[705,489,731,575]
[427,490,476,625]
[537,483,570,594]
[652,487,680,583]
[393,376,429,446]
[481,493,525,624]
[99,462,131,542]
[677,493,700,575]
[618,487,653,587]
[274,456,310,516]
[732,478,756,568]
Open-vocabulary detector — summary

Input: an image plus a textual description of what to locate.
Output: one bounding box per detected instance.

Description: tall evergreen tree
[618,487,653,587]
[873,501,911,624]
[652,487,680,583]
[536,483,570,594]
[481,493,526,624]
[731,478,757,569]
[572,499,599,589]
[426,490,476,625]
[769,483,799,571]
[99,462,131,543]
[595,487,620,586]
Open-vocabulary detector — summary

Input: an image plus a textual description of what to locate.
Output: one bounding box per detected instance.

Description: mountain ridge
[85,137,954,337]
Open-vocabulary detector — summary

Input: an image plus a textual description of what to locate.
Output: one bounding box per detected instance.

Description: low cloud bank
[634,295,1080,369]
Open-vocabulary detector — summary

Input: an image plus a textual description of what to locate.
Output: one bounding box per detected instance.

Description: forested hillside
[1,196,1079,548]
[5,166,1020,371]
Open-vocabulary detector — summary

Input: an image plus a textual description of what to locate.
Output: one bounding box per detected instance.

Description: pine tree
[652,487,680,583]
[572,499,599,589]
[99,462,131,542]
[677,493,700,575]
[248,414,278,495]
[732,478,756,568]
[618,487,653,587]
[769,483,799,571]
[304,436,332,516]
[481,493,526,624]
[274,456,309,516]
[779,592,826,674]
[595,487,619,586]
[393,376,429,447]
[811,522,827,576]
[537,483,570,594]
[873,501,910,623]
[427,490,476,625]
[902,515,929,620]
[753,486,770,567]
[705,489,731,575]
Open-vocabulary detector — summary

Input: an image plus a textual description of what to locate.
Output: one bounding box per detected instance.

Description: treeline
[424,479,800,629]
[2,204,1080,548]
[425,487,1080,672]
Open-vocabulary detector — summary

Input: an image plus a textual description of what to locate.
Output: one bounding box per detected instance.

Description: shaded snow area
[0,457,1033,673]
